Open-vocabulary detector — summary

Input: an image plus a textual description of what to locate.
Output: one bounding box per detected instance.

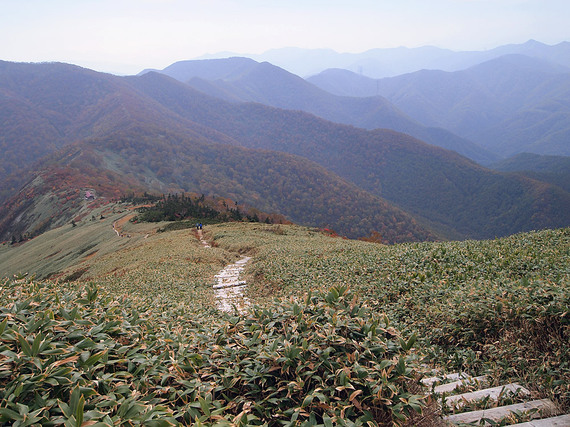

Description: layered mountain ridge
[144,57,497,165]
[193,39,570,78]
[308,54,570,158]
[1,53,569,244]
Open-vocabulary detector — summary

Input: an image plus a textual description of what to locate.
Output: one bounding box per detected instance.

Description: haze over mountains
[148,40,570,161]
[309,54,570,158]
[1,40,569,245]
[194,39,570,78]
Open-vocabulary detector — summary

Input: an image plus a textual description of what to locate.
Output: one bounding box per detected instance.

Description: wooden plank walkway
[445,399,557,425]
[443,383,530,406]
[422,372,568,426]
[510,414,570,426]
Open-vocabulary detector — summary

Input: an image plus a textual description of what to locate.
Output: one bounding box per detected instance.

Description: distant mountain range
[145,57,496,165]
[191,39,570,78]
[136,72,570,238]
[1,59,569,244]
[143,41,570,161]
[308,54,570,158]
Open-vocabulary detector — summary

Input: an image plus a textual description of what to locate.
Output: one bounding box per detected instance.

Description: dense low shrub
[210,225,570,410]
[0,280,424,426]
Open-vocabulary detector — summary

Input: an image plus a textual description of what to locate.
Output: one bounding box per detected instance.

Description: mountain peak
[523,39,547,47]
[152,57,259,83]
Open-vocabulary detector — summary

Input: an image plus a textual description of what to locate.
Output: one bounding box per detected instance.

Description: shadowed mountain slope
[0,61,241,197]
[490,153,570,193]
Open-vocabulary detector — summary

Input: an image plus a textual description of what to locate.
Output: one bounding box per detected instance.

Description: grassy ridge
[209,224,570,410]
[0,222,568,424]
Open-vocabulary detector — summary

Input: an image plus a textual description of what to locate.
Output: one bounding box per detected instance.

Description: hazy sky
[1,0,568,75]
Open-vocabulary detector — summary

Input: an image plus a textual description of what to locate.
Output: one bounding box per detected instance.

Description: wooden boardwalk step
[444,383,530,406]
[421,372,471,388]
[424,371,566,426]
[433,375,487,394]
[213,281,247,289]
[510,414,570,426]
[444,399,557,425]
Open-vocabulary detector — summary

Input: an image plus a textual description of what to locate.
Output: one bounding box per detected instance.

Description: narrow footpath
[196,230,570,424]
[197,229,251,313]
[213,256,252,313]
[197,229,211,248]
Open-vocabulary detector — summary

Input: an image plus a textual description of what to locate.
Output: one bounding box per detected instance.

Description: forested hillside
[490,153,570,193]
[131,72,570,239]
[1,61,569,243]
[0,125,434,243]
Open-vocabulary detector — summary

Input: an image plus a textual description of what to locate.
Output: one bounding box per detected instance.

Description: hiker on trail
[196,223,200,230]
[199,223,203,230]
